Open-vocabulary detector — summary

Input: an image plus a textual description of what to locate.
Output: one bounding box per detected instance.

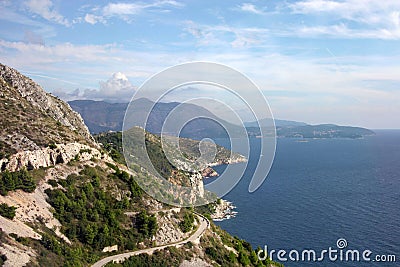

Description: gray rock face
[0,143,107,172]
[0,63,94,145]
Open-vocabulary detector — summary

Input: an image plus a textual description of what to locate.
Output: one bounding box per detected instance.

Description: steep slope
[0,64,100,173]
[0,64,95,158]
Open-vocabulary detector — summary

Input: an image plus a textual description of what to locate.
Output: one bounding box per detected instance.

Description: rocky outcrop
[0,242,37,267]
[211,199,237,221]
[189,172,204,198]
[153,208,192,246]
[180,258,211,267]
[0,63,94,145]
[208,155,247,167]
[0,216,41,240]
[201,167,218,178]
[102,245,118,253]
[0,143,108,172]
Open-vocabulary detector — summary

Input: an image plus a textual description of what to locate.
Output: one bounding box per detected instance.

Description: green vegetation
[39,232,97,267]
[201,228,283,267]
[96,130,182,182]
[179,209,195,233]
[47,179,58,187]
[95,130,243,200]
[48,143,57,149]
[0,203,17,219]
[136,210,157,238]
[95,130,243,175]
[0,168,36,196]
[106,246,191,267]
[0,253,6,266]
[10,234,30,246]
[45,165,149,252]
[194,202,216,220]
[94,132,126,165]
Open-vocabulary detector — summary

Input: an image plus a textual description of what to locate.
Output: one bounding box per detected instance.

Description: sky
[0,0,400,129]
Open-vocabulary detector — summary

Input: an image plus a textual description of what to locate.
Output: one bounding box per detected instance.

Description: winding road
[91,212,209,267]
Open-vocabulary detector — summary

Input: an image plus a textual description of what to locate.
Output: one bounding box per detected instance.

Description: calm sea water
[209,130,400,266]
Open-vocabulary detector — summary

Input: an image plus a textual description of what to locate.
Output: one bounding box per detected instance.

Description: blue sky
[1,0,400,128]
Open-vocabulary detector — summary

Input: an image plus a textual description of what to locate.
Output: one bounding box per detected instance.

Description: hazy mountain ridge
[70,99,242,139]
[244,119,308,127]
[276,124,375,139]
[70,99,374,139]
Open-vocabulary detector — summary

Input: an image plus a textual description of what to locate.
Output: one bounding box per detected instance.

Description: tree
[238,251,251,266]
[84,224,97,245]
[136,210,158,238]
[179,212,194,233]
[0,203,17,219]
[2,171,15,192]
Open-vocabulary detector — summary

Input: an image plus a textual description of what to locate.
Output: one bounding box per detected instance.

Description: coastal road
[91,212,209,267]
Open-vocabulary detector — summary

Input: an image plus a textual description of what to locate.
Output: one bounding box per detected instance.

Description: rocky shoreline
[208,156,247,167]
[211,199,237,221]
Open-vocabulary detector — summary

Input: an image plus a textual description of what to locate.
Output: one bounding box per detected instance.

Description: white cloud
[52,72,136,102]
[289,0,343,13]
[295,23,400,40]
[103,3,144,16]
[288,0,400,39]
[107,0,184,14]
[82,0,184,24]
[24,0,69,26]
[84,13,105,25]
[184,21,268,48]
[238,3,266,15]
[81,72,136,102]
[0,40,116,64]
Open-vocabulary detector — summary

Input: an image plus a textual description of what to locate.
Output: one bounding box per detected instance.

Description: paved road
[91,212,209,267]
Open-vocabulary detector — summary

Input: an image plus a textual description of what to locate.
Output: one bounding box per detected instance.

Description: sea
[207,130,400,266]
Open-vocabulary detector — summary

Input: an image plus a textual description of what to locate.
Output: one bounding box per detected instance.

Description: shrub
[0,203,17,219]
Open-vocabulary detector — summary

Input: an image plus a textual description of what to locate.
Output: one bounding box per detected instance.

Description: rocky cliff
[0,63,95,159]
[0,143,109,172]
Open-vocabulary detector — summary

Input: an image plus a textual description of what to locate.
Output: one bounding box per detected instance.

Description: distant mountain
[244,119,307,127]
[69,100,127,134]
[276,124,375,139]
[70,99,243,139]
[70,99,374,139]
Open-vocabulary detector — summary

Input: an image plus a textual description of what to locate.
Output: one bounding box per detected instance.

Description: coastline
[205,154,245,221]
[211,199,237,221]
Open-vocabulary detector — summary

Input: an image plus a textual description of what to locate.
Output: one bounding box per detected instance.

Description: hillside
[0,63,280,267]
[95,131,245,175]
[0,64,95,161]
